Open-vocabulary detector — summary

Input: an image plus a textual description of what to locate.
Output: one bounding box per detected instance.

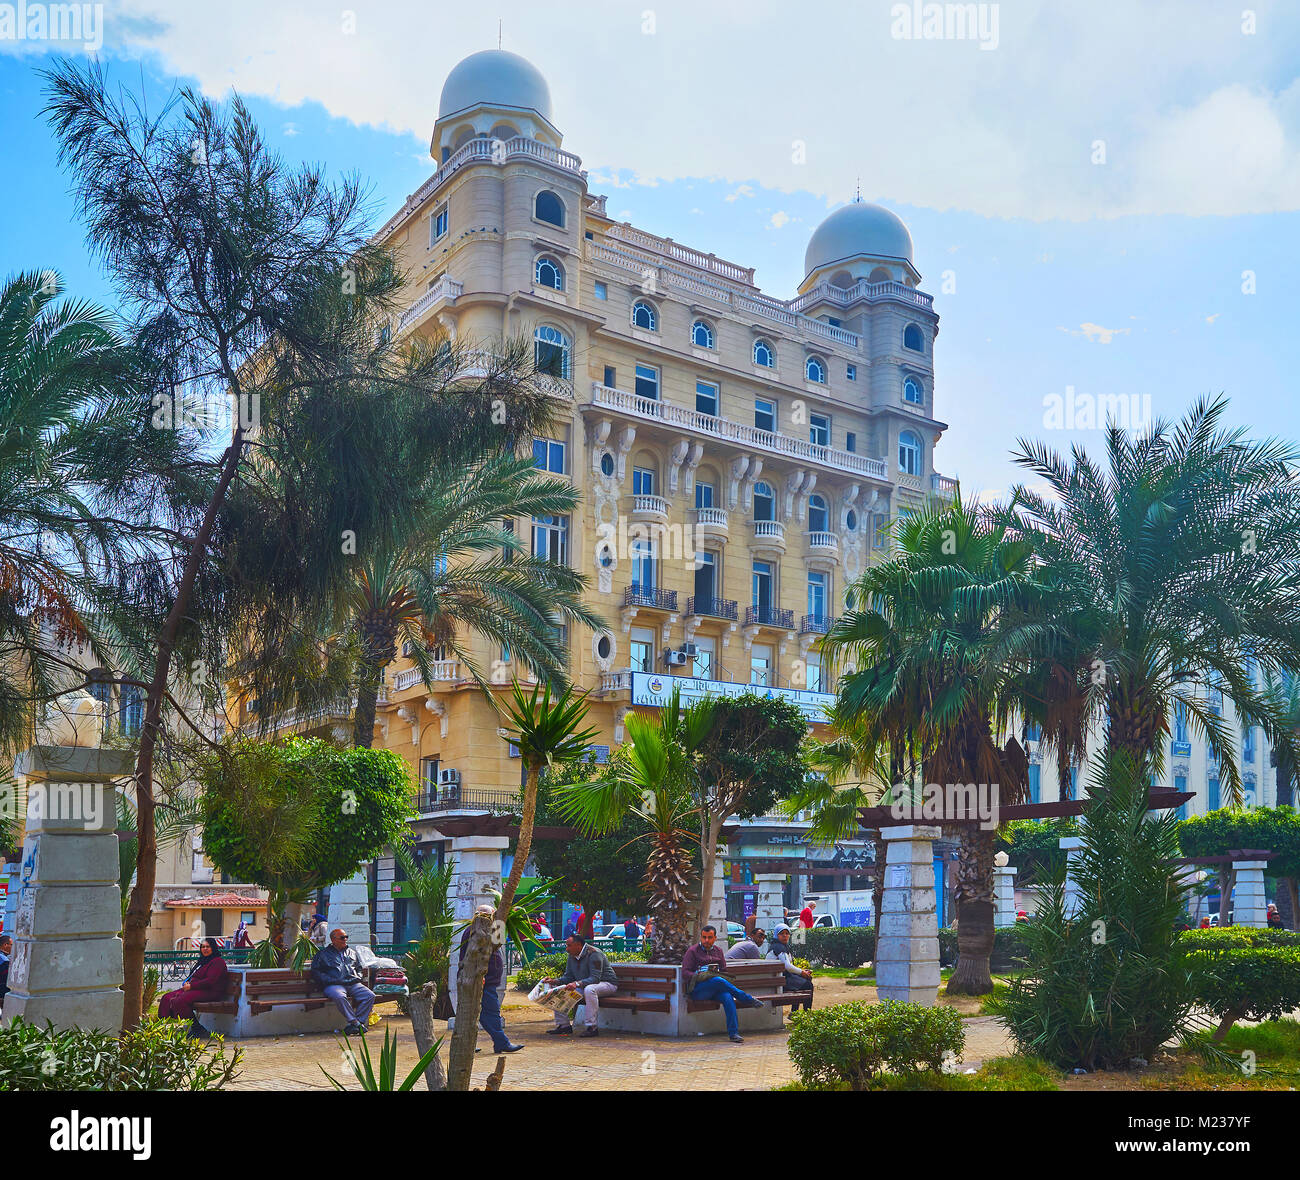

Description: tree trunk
[1210,1011,1241,1044]
[1220,868,1234,926]
[870,830,886,937]
[447,914,492,1091]
[946,826,996,995]
[496,763,539,921]
[123,427,246,1032]
[645,832,694,964]
[352,660,382,749]
[1286,878,1300,932]
[696,815,725,936]
[408,982,447,1091]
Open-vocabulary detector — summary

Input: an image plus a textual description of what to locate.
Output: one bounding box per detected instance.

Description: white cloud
[1057,323,1131,344]
[1206,313,1221,324]
[768,210,791,229]
[724,184,755,203]
[84,0,1300,221]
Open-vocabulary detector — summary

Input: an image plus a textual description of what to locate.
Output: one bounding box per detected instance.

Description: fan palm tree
[339,450,603,747]
[1006,396,1300,804]
[556,685,717,963]
[0,269,155,755]
[823,495,1035,994]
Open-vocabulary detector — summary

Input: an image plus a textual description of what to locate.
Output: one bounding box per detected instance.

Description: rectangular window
[695,481,715,509]
[846,364,857,381]
[807,571,827,620]
[695,550,717,602]
[630,626,654,673]
[806,652,824,693]
[632,467,656,496]
[826,316,841,328]
[240,911,256,926]
[1244,724,1256,763]
[696,380,719,416]
[873,513,889,550]
[750,643,772,687]
[1028,764,1041,805]
[752,560,773,611]
[532,437,565,474]
[594,280,608,300]
[1025,720,1042,742]
[430,204,448,245]
[846,431,856,453]
[603,364,616,388]
[1208,776,1220,810]
[531,515,569,565]
[809,413,830,447]
[754,397,776,433]
[631,536,656,591]
[692,637,715,680]
[1174,702,1189,743]
[1067,766,1079,801]
[635,364,659,402]
[1175,775,1188,821]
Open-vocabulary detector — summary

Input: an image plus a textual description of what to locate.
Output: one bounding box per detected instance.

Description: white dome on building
[438,49,553,122]
[804,201,914,278]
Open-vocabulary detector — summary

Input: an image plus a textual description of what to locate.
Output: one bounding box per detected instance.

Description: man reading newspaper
[539,934,619,1038]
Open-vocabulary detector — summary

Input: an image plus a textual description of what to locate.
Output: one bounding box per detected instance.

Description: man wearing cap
[459,904,524,1054]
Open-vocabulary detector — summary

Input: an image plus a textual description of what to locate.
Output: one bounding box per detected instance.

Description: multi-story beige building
[245,49,956,939]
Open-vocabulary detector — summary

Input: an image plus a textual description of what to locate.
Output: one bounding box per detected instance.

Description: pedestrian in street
[158,936,229,1037]
[233,920,254,949]
[562,910,578,940]
[798,900,817,929]
[310,928,377,1036]
[623,914,641,951]
[458,904,524,1054]
[766,924,814,1011]
[0,933,12,1008]
[543,934,619,1038]
[681,925,764,1044]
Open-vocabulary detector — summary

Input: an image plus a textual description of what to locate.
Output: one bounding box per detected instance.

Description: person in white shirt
[536,919,553,941]
[765,924,814,1011]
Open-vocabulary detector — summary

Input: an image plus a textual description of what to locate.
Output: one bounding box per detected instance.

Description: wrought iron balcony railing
[624,585,678,611]
[746,605,794,629]
[686,596,738,620]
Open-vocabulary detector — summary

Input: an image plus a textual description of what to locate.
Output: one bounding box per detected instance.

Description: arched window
[490,123,519,142]
[806,355,827,384]
[534,324,571,380]
[691,319,714,349]
[868,267,892,283]
[534,255,564,291]
[753,338,775,368]
[903,323,924,352]
[534,190,565,227]
[903,377,923,405]
[632,300,658,331]
[754,481,775,522]
[830,269,853,288]
[898,430,922,476]
[808,494,829,532]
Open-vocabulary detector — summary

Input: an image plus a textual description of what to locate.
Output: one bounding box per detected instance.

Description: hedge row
[1178,927,1300,951]
[793,924,1031,971]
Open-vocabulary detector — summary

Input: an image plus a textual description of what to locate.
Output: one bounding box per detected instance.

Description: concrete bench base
[199,967,357,1039]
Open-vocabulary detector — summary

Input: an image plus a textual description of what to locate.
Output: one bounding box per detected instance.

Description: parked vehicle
[796,890,874,927]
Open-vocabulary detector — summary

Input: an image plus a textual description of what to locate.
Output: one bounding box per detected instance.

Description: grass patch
[1162,1018,1300,1091]
[776,1054,1061,1092]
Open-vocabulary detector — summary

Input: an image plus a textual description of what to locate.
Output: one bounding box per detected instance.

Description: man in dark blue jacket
[309,928,375,1035]
[458,905,523,1054]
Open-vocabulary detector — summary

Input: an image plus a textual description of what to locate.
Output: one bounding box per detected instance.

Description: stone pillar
[875,825,941,1006]
[1060,836,1085,917]
[708,853,728,937]
[1232,860,1268,928]
[326,868,371,947]
[755,873,786,933]
[993,865,1018,928]
[2,747,130,1032]
[444,834,508,1029]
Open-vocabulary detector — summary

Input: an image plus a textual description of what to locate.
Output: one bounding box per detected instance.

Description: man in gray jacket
[542,935,619,1038]
[725,927,767,959]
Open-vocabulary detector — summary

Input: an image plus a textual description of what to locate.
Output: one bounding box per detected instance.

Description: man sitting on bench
[310,928,376,1036]
[682,925,764,1043]
[543,934,619,1038]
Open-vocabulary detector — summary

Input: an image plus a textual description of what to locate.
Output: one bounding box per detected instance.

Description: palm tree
[0,269,155,755]
[1006,396,1300,802]
[556,685,716,963]
[339,451,603,747]
[823,496,1034,994]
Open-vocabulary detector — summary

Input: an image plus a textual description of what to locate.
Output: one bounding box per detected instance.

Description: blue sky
[2,0,1298,499]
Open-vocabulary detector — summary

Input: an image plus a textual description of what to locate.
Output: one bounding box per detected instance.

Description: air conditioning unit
[663,649,689,667]
[439,768,462,786]
[679,643,698,657]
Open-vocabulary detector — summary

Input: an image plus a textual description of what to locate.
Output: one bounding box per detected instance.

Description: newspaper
[527,981,582,1018]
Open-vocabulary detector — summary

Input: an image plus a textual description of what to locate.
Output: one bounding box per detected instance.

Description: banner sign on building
[629,672,835,724]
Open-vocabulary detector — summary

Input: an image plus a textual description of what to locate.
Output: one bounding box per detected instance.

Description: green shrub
[0,1018,241,1091]
[786,1000,965,1091]
[1187,946,1300,1041]
[1179,927,1300,951]
[790,926,875,968]
[513,948,647,992]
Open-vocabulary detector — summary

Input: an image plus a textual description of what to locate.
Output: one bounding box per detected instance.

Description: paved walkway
[227,980,1015,1091]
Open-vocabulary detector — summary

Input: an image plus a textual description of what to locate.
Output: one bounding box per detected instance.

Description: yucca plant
[321,1027,443,1091]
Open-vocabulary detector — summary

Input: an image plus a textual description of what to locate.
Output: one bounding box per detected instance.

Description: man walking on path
[458,904,524,1054]
[682,925,764,1043]
[543,934,619,1038]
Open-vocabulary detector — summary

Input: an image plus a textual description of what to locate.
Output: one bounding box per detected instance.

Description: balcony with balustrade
[931,473,958,500]
[686,595,738,622]
[632,493,670,523]
[693,506,729,543]
[583,382,889,484]
[397,274,463,335]
[746,605,794,630]
[393,661,462,693]
[623,585,678,612]
[751,518,786,556]
[799,614,838,636]
[806,530,839,563]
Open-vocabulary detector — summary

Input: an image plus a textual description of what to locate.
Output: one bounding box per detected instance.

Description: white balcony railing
[931,473,958,498]
[694,507,729,529]
[398,275,464,332]
[791,278,934,314]
[807,531,838,552]
[375,136,586,242]
[632,493,669,517]
[601,670,632,693]
[587,383,888,481]
[753,520,786,542]
[395,661,461,691]
[606,223,756,285]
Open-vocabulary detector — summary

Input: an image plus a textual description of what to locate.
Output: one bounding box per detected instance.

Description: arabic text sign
[629,673,835,723]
